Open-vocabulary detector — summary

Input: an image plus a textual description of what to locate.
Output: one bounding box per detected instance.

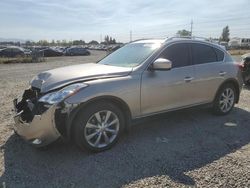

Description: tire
[73,102,125,152]
[213,83,236,115]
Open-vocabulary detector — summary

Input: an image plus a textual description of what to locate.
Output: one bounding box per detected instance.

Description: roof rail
[164,36,217,43]
[129,38,165,44]
[128,36,220,46]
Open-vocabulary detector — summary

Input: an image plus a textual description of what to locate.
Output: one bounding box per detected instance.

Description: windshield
[98,42,162,67]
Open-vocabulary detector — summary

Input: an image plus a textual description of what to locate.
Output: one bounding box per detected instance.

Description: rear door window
[191,43,217,64]
[159,43,190,68]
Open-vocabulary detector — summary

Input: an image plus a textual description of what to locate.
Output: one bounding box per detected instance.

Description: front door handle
[184,77,194,82]
[219,71,227,76]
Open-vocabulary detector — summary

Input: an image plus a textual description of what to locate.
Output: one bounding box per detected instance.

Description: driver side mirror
[149,58,172,71]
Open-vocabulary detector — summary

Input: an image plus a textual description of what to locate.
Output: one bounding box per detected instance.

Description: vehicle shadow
[1,107,250,187]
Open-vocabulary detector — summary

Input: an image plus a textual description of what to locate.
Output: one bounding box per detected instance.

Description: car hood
[30,63,132,93]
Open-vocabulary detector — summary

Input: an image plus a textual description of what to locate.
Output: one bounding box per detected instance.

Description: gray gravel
[0,51,250,188]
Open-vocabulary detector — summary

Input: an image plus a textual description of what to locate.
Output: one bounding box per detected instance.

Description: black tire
[212,83,236,115]
[73,102,125,152]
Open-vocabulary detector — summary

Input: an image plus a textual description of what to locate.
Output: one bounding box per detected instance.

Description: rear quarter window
[214,48,224,61]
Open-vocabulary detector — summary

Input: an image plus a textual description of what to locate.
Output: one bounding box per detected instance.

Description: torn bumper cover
[13,89,61,147]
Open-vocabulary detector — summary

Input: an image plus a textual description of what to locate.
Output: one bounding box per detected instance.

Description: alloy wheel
[84,110,120,148]
[219,88,235,113]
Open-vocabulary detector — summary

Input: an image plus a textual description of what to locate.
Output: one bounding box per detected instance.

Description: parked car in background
[13,37,243,152]
[40,48,63,57]
[23,48,32,56]
[219,41,228,50]
[64,47,90,56]
[0,46,26,57]
[241,53,250,85]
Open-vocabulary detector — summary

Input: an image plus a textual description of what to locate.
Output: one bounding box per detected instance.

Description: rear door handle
[219,71,227,76]
[184,76,194,82]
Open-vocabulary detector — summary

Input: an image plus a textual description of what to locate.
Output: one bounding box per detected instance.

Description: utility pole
[190,19,193,37]
[130,30,132,42]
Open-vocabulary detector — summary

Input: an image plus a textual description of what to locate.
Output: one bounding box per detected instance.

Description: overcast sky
[0,0,249,42]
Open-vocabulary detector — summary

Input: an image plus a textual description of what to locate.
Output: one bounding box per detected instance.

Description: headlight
[38,83,88,104]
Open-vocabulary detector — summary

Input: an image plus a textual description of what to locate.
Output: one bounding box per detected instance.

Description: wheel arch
[66,95,132,140]
[214,78,240,104]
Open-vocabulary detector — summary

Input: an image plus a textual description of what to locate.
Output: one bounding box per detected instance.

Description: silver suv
[13,37,243,152]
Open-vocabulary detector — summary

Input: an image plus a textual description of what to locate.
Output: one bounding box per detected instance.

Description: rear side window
[191,43,217,64]
[214,48,224,61]
[160,43,190,68]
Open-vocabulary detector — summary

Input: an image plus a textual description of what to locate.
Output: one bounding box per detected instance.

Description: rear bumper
[13,98,61,147]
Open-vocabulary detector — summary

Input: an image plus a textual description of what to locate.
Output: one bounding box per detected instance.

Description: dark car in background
[64,47,90,56]
[40,48,63,57]
[241,53,250,85]
[0,46,26,57]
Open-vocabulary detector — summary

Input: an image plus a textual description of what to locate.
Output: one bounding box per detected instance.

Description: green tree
[38,40,49,46]
[176,29,191,37]
[61,39,68,46]
[56,40,61,45]
[25,40,32,46]
[220,26,230,42]
[104,35,109,44]
[112,38,116,44]
[103,35,117,44]
[88,40,99,45]
[51,39,55,46]
[73,40,85,45]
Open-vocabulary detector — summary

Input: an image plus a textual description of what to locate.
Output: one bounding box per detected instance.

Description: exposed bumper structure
[13,97,61,147]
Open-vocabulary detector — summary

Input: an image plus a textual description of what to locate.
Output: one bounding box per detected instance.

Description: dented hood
[30,63,132,93]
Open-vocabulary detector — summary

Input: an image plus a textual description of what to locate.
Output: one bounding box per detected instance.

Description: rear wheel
[213,84,236,115]
[73,102,125,152]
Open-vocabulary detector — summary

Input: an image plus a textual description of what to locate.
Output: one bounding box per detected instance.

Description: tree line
[0,35,118,47]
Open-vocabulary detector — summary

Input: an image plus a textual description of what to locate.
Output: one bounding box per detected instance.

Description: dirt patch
[0,57,33,64]
[228,49,250,56]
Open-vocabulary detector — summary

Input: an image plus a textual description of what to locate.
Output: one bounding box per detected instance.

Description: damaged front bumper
[13,90,61,147]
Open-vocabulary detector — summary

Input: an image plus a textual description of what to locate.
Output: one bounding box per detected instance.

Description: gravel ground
[0,51,249,188]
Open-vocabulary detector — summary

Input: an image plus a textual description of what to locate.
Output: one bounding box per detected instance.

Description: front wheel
[213,84,236,115]
[73,102,125,152]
